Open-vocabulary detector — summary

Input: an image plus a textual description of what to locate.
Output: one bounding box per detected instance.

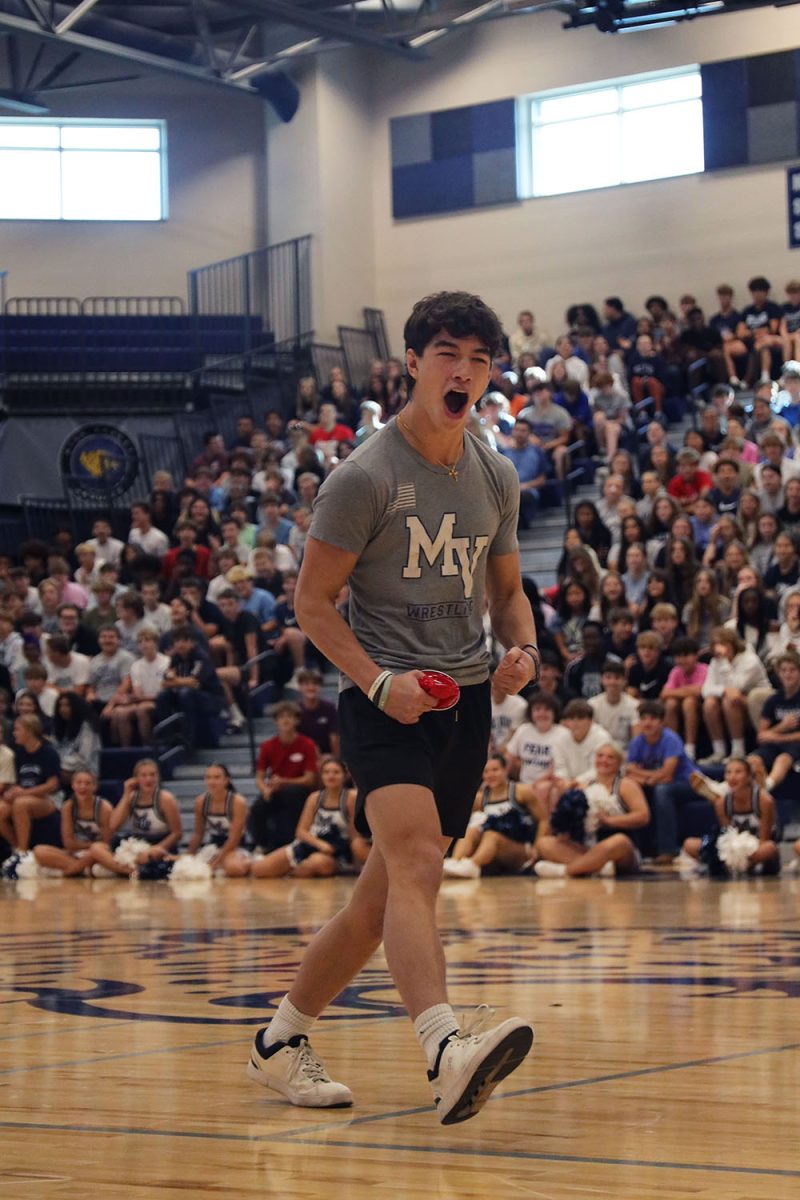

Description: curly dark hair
[403,291,504,359]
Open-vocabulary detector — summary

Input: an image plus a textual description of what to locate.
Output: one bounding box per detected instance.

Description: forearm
[490,587,538,655]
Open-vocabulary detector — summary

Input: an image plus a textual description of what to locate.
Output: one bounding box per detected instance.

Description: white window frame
[0,118,168,222]
[516,66,703,200]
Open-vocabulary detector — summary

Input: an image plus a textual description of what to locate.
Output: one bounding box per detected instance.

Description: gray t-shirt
[310,420,519,689]
[89,649,134,701]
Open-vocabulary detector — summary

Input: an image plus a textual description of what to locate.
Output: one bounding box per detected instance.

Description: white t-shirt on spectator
[142,604,172,636]
[0,743,16,784]
[589,692,640,750]
[506,722,570,783]
[128,526,170,558]
[87,535,125,568]
[553,722,610,781]
[491,694,528,752]
[47,652,90,691]
[130,653,170,700]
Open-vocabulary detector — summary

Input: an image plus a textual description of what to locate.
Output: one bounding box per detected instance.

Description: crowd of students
[1,279,800,880]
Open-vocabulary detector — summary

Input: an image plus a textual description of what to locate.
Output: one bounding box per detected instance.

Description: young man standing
[247,292,537,1124]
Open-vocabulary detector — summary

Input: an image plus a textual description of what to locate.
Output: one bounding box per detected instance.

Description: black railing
[187,236,312,349]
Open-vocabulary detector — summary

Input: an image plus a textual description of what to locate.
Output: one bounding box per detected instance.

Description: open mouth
[444,389,469,415]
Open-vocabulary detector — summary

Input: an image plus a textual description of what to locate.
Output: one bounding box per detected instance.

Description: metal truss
[0,0,795,119]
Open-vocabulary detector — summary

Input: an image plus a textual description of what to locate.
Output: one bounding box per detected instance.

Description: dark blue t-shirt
[626,728,694,782]
[14,741,61,791]
[742,301,782,333]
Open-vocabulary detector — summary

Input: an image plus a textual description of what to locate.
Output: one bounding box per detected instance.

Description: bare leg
[451,825,482,861]
[222,851,251,877]
[703,697,725,744]
[564,833,636,876]
[33,845,91,876]
[682,696,699,749]
[136,701,156,744]
[12,795,56,852]
[593,412,607,456]
[664,697,681,733]
[288,841,389,1017]
[605,419,621,460]
[764,752,794,790]
[536,834,583,865]
[749,840,780,867]
[721,696,746,742]
[250,846,294,878]
[0,799,15,847]
[292,854,338,878]
[86,841,135,877]
[471,830,529,872]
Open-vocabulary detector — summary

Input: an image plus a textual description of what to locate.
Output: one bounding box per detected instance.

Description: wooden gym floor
[1,873,798,1199]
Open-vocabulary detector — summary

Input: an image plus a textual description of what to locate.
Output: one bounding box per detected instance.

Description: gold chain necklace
[397,413,460,481]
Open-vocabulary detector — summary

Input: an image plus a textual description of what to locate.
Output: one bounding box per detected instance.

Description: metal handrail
[241,649,278,770]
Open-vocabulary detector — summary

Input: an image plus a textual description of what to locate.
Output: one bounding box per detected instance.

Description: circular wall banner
[60,424,140,500]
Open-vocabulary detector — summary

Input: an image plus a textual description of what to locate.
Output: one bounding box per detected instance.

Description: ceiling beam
[229,0,425,57]
[55,0,103,36]
[0,8,290,97]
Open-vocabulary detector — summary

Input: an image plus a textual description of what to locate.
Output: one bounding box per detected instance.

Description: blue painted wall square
[471,99,516,153]
[431,107,473,160]
[392,157,474,219]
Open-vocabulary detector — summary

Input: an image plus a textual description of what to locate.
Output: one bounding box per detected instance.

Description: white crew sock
[765,774,776,792]
[685,744,696,761]
[414,1004,459,1070]
[731,738,745,757]
[265,995,317,1046]
[712,740,726,757]
[229,702,244,723]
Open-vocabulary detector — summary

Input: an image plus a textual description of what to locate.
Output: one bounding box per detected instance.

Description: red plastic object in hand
[419,670,460,710]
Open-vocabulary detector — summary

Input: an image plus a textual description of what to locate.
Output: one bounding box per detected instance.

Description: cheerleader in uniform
[180,763,250,876]
[33,770,114,877]
[682,756,780,875]
[87,757,182,877]
[443,754,546,878]
[251,757,368,878]
[535,742,649,877]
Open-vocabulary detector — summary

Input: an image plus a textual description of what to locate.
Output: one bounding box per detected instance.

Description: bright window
[519,68,703,199]
[0,120,166,221]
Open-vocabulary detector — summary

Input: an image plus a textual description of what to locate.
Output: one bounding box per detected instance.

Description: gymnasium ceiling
[0,0,797,120]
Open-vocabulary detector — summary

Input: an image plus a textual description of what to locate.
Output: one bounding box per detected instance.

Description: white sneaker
[697,752,725,766]
[443,857,481,879]
[428,1005,533,1126]
[247,1031,353,1108]
[598,861,615,877]
[689,771,726,803]
[91,864,116,879]
[534,860,566,878]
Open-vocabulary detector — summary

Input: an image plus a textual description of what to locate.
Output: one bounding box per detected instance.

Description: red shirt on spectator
[256,733,318,778]
[161,545,211,582]
[667,470,712,505]
[309,423,354,445]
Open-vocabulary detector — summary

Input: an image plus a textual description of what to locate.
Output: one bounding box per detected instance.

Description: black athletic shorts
[338,680,491,840]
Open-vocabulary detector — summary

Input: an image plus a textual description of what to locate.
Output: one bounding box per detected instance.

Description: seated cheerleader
[534,741,650,878]
[442,753,545,879]
[682,756,780,875]
[178,763,250,877]
[250,756,369,879]
[33,769,114,877]
[87,757,182,877]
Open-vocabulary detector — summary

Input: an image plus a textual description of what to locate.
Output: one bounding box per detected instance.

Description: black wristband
[520,643,541,680]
